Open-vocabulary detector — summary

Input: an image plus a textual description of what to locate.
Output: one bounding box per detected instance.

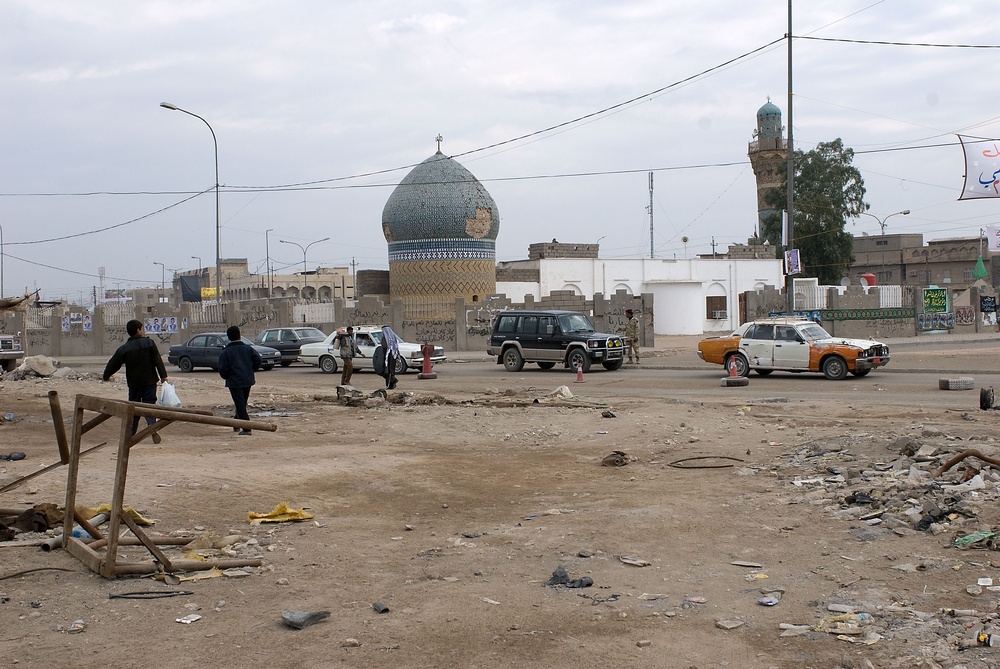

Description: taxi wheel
[822,356,848,380]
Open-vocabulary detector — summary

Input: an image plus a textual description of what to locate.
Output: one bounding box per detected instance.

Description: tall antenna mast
[648,171,654,259]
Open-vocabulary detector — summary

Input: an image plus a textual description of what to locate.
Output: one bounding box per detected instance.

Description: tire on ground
[939,377,974,391]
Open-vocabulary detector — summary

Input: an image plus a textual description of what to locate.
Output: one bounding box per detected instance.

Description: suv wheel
[602,358,623,371]
[502,347,524,372]
[566,349,591,373]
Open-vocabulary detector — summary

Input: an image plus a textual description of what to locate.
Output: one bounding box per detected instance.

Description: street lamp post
[859,209,910,283]
[160,102,221,304]
[153,261,166,304]
[280,237,329,298]
[191,256,202,272]
[265,228,274,298]
[860,209,910,236]
[0,223,4,298]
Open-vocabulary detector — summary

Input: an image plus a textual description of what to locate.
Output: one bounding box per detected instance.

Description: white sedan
[298,326,447,375]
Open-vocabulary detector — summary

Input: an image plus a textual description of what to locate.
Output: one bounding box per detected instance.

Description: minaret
[747,98,787,242]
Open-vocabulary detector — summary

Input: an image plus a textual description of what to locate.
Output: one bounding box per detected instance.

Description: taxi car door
[771,325,810,369]
[739,324,775,368]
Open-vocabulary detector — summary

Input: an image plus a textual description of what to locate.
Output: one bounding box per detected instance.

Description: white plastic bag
[157,381,181,408]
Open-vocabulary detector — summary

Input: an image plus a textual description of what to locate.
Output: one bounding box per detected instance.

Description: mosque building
[747,98,787,241]
[379,138,500,319]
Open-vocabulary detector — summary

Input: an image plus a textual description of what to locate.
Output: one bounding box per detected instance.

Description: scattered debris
[602,450,630,467]
[545,566,593,588]
[248,503,315,524]
[618,556,651,567]
[281,610,330,629]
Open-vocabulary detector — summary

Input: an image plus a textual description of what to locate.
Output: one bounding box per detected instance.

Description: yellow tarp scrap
[248,502,314,524]
[76,504,154,526]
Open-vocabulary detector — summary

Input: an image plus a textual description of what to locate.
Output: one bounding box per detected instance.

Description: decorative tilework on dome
[388,239,496,263]
[382,151,500,243]
[756,100,782,139]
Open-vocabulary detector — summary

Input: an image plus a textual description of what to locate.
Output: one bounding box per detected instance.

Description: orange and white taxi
[697,318,890,380]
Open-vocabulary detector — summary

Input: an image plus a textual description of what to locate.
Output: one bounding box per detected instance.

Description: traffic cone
[728,359,738,377]
[575,362,585,383]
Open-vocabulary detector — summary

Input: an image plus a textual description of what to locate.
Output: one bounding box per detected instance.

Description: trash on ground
[175,614,202,624]
[373,601,390,614]
[618,556,650,567]
[281,610,331,629]
[545,565,594,588]
[248,502,315,524]
[602,450,630,467]
[758,590,783,606]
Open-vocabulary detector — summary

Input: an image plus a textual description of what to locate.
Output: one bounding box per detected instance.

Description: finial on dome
[436,134,443,153]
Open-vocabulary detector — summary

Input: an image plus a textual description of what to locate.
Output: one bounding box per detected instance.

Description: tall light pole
[265,228,274,298]
[191,255,202,272]
[859,210,909,283]
[160,102,221,304]
[280,237,329,297]
[860,209,910,236]
[0,223,4,298]
[153,261,166,304]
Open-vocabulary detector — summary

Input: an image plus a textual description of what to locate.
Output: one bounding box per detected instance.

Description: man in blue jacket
[217,325,261,436]
[103,319,168,443]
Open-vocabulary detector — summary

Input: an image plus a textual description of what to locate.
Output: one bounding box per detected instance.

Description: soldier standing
[624,309,640,364]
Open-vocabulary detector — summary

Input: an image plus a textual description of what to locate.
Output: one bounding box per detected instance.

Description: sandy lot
[3,340,1000,669]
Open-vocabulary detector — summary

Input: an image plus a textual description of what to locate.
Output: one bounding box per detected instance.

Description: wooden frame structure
[62,394,277,579]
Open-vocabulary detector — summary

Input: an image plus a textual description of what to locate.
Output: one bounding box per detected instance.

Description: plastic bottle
[978,630,1000,647]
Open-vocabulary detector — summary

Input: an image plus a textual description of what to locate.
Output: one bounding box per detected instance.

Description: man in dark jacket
[103,319,168,442]
[217,325,261,436]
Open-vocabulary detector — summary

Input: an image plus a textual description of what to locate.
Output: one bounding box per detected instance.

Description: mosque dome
[382,150,500,244]
[381,146,499,316]
[756,99,782,140]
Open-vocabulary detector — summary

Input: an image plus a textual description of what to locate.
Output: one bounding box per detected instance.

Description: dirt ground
[3,339,1000,669]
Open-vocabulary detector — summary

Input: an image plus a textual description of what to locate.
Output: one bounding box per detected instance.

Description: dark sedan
[167,333,281,373]
[253,327,327,366]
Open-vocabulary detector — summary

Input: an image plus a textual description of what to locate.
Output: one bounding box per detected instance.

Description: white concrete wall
[500,256,783,335]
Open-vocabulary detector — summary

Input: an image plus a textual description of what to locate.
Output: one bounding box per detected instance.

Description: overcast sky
[2,1,998,303]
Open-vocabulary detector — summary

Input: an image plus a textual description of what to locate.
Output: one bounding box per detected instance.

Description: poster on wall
[784,249,802,275]
[922,288,948,314]
[83,315,92,331]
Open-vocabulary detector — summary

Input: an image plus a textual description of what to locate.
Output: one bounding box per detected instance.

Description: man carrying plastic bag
[102,319,169,443]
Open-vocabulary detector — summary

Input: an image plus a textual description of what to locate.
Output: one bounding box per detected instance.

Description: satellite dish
[859,276,870,287]
[681,236,689,243]
[840,277,851,287]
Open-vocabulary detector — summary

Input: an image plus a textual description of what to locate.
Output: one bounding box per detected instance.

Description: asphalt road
[52,334,994,415]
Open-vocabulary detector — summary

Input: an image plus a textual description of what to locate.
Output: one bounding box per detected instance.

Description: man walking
[335,326,364,386]
[102,319,168,443]
[218,325,261,436]
[624,309,640,364]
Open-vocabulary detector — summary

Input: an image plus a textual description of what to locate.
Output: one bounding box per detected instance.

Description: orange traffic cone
[575,362,585,383]
[728,359,738,377]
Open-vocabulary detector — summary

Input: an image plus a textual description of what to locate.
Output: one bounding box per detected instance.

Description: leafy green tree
[760,138,868,285]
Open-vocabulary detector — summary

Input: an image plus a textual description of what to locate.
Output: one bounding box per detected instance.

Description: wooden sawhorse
[62,394,277,579]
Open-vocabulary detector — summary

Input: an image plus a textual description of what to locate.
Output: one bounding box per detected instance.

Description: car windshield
[294,328,326,338]
[798,323,832,341]
[557,313,595,333]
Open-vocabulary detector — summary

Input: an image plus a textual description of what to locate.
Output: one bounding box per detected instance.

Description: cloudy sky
[2,1,998,303]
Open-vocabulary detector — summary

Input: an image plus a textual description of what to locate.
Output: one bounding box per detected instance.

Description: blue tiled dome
[756,99,782,139]
[382,151,500,244]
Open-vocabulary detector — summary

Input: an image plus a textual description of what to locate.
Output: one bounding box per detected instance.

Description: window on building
[706,296,727,319]
[918,270,931,285]
[964,268,975,282]
[876,271,892,284]
[876,239,889,247]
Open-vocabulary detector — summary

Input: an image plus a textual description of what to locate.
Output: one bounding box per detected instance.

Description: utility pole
[784,0,796,316]
[648,172,654,259]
